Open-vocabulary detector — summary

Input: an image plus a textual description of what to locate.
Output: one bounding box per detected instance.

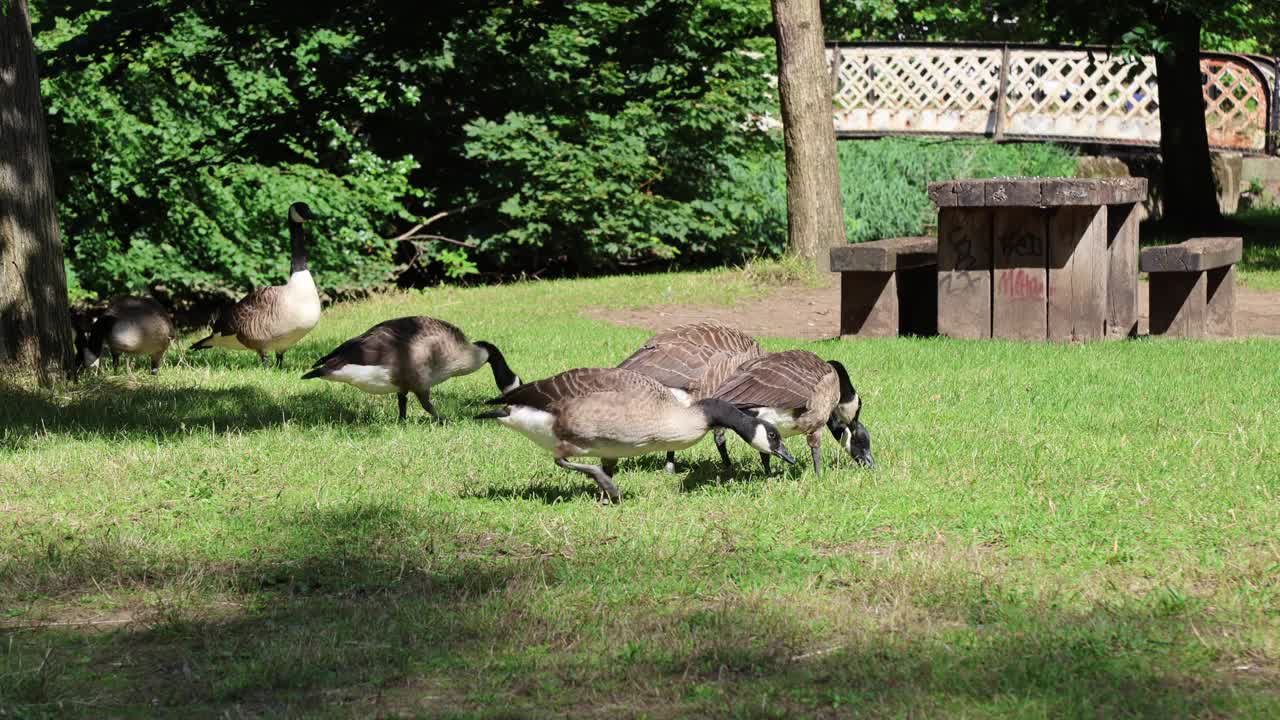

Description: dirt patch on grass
[587,276,1280,340]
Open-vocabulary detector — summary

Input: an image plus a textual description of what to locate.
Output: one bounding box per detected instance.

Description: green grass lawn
[2,267,1278,718]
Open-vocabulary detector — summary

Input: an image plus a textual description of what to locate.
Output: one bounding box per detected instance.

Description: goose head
[73,329,99,374]
[288,202,315,224]
[697,399,795,466]
[826,414,874,469]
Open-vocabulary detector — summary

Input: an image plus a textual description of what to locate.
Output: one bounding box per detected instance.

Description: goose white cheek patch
[289,206,305,223]
[750,425,771,453]
[501,376,522,394]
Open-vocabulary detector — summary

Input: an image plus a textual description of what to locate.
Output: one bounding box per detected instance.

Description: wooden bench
[830,237,938,337]
[1139,237,1242,338]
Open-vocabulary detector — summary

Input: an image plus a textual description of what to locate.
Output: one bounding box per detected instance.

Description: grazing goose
[191,202,322,368]
[709,350,875,474]
[74,296,176,376]
[477,367,795,503]
[301,316,521,421]
[617,321,763,473]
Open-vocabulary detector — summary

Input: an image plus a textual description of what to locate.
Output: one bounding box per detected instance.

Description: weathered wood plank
[984,179,1043,207]
[929,178,1147,207]
[937,207,992,339]
[1106,203,1141,339]
[840,271,898,337]
[829,237,937,272]
[1048,205,1107,341]
[992,207,1048,340]
[1139,236,1243,272]
[1149,272,1207,338]
[1205,265,1236,338]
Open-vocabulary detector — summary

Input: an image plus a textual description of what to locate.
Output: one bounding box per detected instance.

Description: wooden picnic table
[926,177,1148,341]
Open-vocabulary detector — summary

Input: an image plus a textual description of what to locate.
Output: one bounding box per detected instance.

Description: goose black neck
[827,360,855,404]
[694,398,754,437]
[77,315,116,365]
[88,315,116,353]
[289,221,308,274]
[475,341,519,392]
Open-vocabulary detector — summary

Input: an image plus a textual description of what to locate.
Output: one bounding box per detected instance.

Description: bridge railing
[827,42,1279,155]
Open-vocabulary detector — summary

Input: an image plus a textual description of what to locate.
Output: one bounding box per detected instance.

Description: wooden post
[1105,202,1141,338]
[937,207,993,339]
[993,44,1011,141]
[992,207,1048,340]
[1047,205,1107,341]
[1205,265,1236,337]
[839,272,898,337]
[1149,272,1207,337]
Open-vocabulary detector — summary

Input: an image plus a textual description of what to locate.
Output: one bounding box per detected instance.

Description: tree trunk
[770,0,846,272]
[1154,10,1222,232]
[0,0,73,386]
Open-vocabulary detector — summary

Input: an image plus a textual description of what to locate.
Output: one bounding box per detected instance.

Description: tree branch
[388,196,505,242]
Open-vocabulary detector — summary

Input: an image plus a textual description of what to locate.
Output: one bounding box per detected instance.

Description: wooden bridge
[826,43,1279,156]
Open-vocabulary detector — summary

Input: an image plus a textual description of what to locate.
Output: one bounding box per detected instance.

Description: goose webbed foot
[664,451,677,475]
[258,351,271,369]
[397,393,408,421]
[111,353,120,372]
[275,351,285,369]
[556,457,621,505]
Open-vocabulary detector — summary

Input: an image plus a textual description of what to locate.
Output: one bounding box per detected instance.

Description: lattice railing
[827,43,1278,155]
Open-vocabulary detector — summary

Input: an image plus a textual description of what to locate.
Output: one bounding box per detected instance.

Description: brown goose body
[479,367,794,503]
[710,350,873,474]
[303,316,520,421]
[617,321,763,471]
[76,296,176,374]
[192,202,322,367]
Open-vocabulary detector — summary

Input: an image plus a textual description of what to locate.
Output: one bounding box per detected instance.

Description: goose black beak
[773,444,796,466]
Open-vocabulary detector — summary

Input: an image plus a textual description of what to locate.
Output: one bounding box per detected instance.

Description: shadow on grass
[1,503,1273,717]
[0,380,372,449]
[467,479,599,504]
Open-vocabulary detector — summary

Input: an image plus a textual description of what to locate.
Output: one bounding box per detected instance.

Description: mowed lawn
[1,268,1278,718]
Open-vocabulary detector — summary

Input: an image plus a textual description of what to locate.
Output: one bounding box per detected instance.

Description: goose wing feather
[711,350,833,411]
[312,316,467,369]
[493,368,668,411]
[617,321,761,390]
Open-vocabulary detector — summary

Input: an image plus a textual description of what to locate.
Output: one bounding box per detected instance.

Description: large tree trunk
[1154,10,1222,232]
[0,0,73,386]
[770,0,846,272]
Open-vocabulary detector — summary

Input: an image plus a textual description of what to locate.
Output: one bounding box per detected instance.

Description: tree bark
[1154,10,1222,232]
[1,0,74,386]
[770,0,846,272]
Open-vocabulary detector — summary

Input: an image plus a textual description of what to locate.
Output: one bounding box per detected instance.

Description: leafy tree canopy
[32,0,781,300]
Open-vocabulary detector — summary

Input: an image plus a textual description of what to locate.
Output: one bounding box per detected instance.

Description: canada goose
[477,367,795,503]
[74,296,176,376]
[301,316,520,421]
[191,202,322,368]
[709,350,875,474]
[616,321,763,472]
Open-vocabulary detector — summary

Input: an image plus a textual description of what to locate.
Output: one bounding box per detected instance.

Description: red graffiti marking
[998,269,1046,299]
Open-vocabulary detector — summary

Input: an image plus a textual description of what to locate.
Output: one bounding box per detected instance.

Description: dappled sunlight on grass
[2,267,1278,716]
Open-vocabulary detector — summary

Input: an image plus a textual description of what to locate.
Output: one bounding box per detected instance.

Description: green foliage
[37,4,424,300]
[742,137,1077,250]
[34,0,779,298]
